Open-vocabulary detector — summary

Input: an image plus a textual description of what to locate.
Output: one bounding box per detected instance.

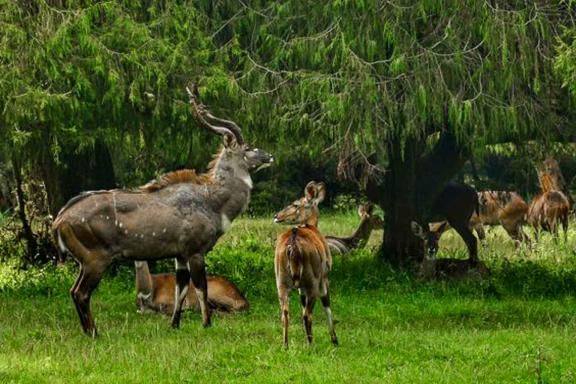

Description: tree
[0,1,220,265]
[556,13,576,103]
[1,1,574,267]
[195,1,574,265]
[0,1,225,215]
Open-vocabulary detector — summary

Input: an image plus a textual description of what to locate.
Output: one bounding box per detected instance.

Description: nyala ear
[223,133,237,148]
[357,205,366,217]
[437,221,449,233]
[410,221,425,239]
[304,181,317,202]
[314,182,326,205]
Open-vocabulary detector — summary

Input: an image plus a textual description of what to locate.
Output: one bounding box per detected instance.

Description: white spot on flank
[241,174,253,189]
[152,232,156,237]
[140,234,144,239]
[106,216,110,220]
[221,213,232,232]
[112,192,118,223]
[114,220,118,226]
[163,228,167,233]
[119,222,123,228]
[81,217,85,223]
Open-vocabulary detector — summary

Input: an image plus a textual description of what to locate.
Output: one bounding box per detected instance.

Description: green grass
[1,212,576,383]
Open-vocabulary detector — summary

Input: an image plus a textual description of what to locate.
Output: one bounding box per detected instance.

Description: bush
[0,258,74,295]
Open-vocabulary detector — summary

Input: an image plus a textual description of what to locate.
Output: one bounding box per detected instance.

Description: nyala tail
[286,228,302,287]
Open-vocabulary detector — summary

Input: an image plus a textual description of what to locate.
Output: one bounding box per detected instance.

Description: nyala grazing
[135,261,249,315]
[273,181,338,348]
[429,190,530,248]
[473,191,530,245]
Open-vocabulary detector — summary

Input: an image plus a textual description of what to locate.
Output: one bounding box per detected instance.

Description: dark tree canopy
[0,1,574,266]
[1,1,572,165]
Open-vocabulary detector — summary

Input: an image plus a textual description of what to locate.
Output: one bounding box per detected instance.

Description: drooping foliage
[201,1,573,160]
[2,1,571,174]
[556,12,576,103]
[0,1,574,266]
[1,1,230,181]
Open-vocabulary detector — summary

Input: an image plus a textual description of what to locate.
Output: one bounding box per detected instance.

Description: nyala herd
[52,86,571,347]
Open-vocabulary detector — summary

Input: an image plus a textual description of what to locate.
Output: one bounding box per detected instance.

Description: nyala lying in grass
[135,261,249,314]
[325,204,383,255]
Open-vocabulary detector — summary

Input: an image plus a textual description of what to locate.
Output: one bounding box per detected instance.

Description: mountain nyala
[273,181,338,348]
[53,85,273,336]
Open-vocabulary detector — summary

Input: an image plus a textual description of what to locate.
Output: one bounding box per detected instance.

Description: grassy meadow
[1,211,576,383]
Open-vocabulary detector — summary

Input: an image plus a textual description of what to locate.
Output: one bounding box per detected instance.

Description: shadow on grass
[2,240,576,305]
[330,248,576,301]
[487,258,576,298]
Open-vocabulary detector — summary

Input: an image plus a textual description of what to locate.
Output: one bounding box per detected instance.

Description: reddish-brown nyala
[325,204,383,255]
[427,190,530,249]
[135,261,249,315]
[52,85,273,337]
[527,190,570,242]
[274,181,338,348]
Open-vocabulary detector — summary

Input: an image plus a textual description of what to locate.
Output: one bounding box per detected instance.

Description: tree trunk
[379,137,423,267]
[38,139,116,217]
[367,132,470,267]
[12,155,38,266]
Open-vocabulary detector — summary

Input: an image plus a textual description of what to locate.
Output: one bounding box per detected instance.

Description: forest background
[0,0,575,266]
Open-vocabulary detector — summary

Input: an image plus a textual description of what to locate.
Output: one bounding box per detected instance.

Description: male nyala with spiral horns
[53,85,273,337]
